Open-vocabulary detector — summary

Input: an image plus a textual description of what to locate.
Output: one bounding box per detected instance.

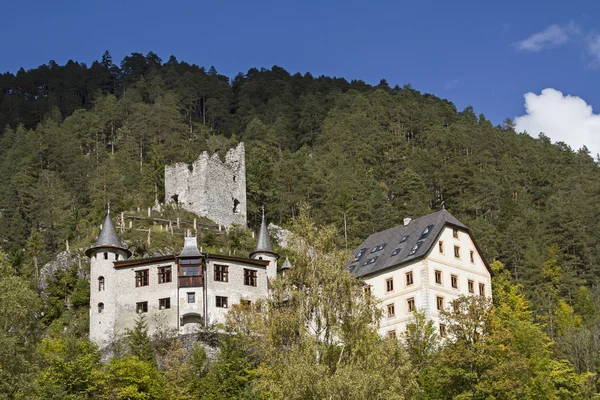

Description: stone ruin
[164,143,247,228]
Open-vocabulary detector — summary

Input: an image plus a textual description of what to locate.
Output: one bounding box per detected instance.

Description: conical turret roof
[85,206,131,257]
[250,207,278,258]
[281,257,292,270]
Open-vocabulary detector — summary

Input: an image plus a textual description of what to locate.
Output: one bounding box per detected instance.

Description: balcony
[178,275,203,288]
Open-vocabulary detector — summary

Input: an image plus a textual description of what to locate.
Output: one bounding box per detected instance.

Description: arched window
[98,303,104,313]
[98,276,105,291]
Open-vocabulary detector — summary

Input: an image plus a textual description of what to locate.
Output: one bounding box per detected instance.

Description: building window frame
[451,274,458,289]
[434,270,442,285]
[454,245,461,259]
[436,296,445,311]
[470,250,475,263]
[468,279,474,293]
[439,323,447,338]
[479,283,486,297]
[159,297,171,310]
[388,330,396,339]
[135,269,149,287]
[98,276,105,291]
[244,269,257,287]
[158,266,172,284]
[386,277,394,292]
[136,301,148,313]
[438,241,444,254]
[387,303,395,318]
[98,302,104,313]
[187,292,195,304]
[405,271,414,286]
[407,297,415,312]
[453,229,459,239]
[214,264,229,282]
[216,296,228,308]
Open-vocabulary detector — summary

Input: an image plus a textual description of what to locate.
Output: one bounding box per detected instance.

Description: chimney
[403,217,412,226]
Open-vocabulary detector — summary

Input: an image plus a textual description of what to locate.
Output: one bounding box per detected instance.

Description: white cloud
[514,88,600,156]
[587,33,600,65]
[515,23,579,52]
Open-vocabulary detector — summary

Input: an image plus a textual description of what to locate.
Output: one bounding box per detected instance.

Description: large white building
[87,209,278,348]
[348,210,492,338]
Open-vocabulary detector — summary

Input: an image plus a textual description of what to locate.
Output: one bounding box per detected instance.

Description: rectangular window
[479,283,485,297]
[439,324,447,338]
[451,274,458,289]
[436,296,444,311]
[407,297,415,312]
[214,264,229,282]
[136,301,148,313]
[135,269,149,287]
[387,303,395,318]
[468,280,474,293]
[453,229,458,238]
[244,269,257,286]
[216,296,228,308]
[364,285,372,295]
[158,266,172,283]
[388,330,396,339]
[435,270,442,285]
[438,241,444,254]
[470,250,475,263]
[187,292,195,304]
[386,278,394,292]
[454,246,460,258]
[406,271,413,286]
[159,298,170,310]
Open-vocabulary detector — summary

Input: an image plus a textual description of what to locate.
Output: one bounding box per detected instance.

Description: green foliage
[126,314,155,364]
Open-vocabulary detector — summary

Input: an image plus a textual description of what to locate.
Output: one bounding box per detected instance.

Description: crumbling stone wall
[165,143,247,227]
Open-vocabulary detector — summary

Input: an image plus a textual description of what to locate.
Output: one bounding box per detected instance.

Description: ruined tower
[164,143,247,228]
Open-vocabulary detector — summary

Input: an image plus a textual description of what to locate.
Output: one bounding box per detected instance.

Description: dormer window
[391,248,401,256]
[354,248,367,262]
[408,241,423,256]
[400,235,409,243]
[419,225,434,240]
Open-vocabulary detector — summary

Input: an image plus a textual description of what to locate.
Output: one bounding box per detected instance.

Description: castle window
[387,303,395,318]
[406,271,413,286]
[135,269,149,287]
[104,252,108,260]
[407,297,415,312]
[435,270,442,285]
[479,283,485,297]
[159,298,171,310]
[98,302,104,313]
[451,274,458,289]
[233,199,240,214]
[244,269,257,286]
[216,296,228,308]
[98,276,105,291]
[436,296,445,311]
[439,324,447,338]
[158,266,172,283]
[386,278,394,292]
[214,264,229,282]
[187,292,195,303]
[419,225,434,240]
[470,250,475,263]
[454,246,461,258]
[136,301,148,313]
[468,280,474,293]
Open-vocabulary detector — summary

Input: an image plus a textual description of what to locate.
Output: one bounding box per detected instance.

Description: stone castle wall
[165,143,247,227]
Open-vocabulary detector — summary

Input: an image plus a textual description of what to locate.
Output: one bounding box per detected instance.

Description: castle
[87,209,277,348]
[164,143,247,228]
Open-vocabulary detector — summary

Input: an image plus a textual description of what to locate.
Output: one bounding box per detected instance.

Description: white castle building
[348,209,492,338]
[87,207,490,347]
[87,209,278,348]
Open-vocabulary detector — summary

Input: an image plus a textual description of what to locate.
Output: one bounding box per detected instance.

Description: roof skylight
[391,248,401,256]
[419,225,434,240]
[408,241,424,256]
[400,235,409,243]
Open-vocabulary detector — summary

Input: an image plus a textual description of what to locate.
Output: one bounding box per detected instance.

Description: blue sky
[2,0,600,153]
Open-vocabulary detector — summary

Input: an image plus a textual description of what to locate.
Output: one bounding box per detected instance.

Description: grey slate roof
[349,210,468,278]
[281,257,292,270]
[250,212,276,256]
[86,211,132,257]
[178,237,202,258]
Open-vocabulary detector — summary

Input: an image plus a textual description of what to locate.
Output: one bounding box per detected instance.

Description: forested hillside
[2,51,600,398]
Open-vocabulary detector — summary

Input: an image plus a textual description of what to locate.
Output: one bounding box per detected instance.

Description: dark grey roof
[86,211,131,257]
[178,237,202,258]
[349,210,468,278]
[250,212,276,256]
[281,257,292,270]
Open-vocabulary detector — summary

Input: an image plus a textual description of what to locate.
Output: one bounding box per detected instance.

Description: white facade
[362,226,492,337]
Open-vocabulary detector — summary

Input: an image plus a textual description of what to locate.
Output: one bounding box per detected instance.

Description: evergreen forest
[2,51,600,398]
